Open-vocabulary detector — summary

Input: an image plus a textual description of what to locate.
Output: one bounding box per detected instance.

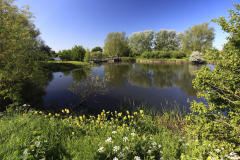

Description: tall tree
[154,29,183,51]
[181,22,215,56]
[71,45,86,61]
[185,3,240,158]
[59,49,72,61]
[91,46,103,53]
[128,30,154,55]
[0,0,49,108]
[103,31,128,57]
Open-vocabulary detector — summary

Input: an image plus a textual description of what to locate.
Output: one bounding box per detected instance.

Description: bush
[171,51,186,59]
[91,51,103,58]
[189,51,204,62]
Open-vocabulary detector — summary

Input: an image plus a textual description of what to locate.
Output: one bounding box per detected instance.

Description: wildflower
[23,114,25,116]
[35,111,38,114]
[72,132,75,135]
[131,133,136,136]
[33,131,37,134]
[118,112,122,117]
[126,110,129,114]
[221,147,224,150]
[149,146,152,148]
[113,157,118,160]
[134,156,141,160]
[118,152,124,158]
[98,147,104,153]
[160,151,163,154]
[112,131,117,134]
[115,111,117,115]
[49,113,51,116]
[62,110,64,113]
[142,146,145,149]
[45,115,47,118]
[128,115,131,119]
[39,111,42,114]
[214,149,221,153]
[124,116,127,120]
[209,144,211,146]
[134,112,137,115]
[113,145,120,152]
[140,110,143,114]
[160,157,164,160]
[123,146,129,151]
[105,137,112,143]
[182,137,185,139]
[230,152,237,156]
[30,145,34,149]
[158,145,162,148]
[152,142,157,146]
[131,116,134,119]
[147,150,151,154]
[55,113,58,116]
[123,137,128,142]
[178,139,183,142]
[102,110,105,113]
[65,109,69,114]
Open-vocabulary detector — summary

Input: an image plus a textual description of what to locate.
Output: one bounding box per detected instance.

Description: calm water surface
[43,62,215,113]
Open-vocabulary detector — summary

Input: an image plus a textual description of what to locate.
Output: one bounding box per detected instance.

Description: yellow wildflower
[115,111,117,115]
[140,110,144,114]
[83,115,85,119]
[62,110,64,113]
[131,116,134,119]
[72,132,75,135]
[65,109,69,114]
[49,113,51,116]
[55,113,58,117]
[69,116,72,119]
[45,115,47,118]
[92,120,94,123]
[33,131,37,134]
[128,115,131,119]
[79,116,83,121]
[124,116,127,120]
[39,111,42,114]
[34,111,38,114]
[118,112,122,117]
[30,145,34,149]
[102,110,105,113]
[134,112,137,115]
[126,110,129,114]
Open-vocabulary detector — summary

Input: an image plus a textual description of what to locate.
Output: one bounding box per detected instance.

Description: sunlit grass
[0,103,238,159]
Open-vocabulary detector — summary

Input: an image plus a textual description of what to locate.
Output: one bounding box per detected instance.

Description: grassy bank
[0,102,236,159]
[44,61,93,72]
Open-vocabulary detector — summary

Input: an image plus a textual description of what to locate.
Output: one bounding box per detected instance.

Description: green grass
[44,61,94,72]
[0,101,235,160]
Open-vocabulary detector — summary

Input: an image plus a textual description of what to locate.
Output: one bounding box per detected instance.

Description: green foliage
[59,49,72,60]
[154,29,183,51]
[103,31,128,57]
[186,3,240,158]
[84,48,91,62]
[0,0,50,108]
[91,46,103,53]
[71,45,86,61]
[128,30,154,54]
[140,51,186,59]
[91,51,103,58]
[39,44,52,57]
[50,50,56,57]
[181,22,215,56]
[121,57,136,61]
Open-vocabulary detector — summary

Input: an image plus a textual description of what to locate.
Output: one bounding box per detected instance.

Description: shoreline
[135,59,216,65]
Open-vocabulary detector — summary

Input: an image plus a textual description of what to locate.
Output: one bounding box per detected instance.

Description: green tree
[185,3,240,158]
[91,46,103,53]
[128,30,154,55]
[71,45,86,61]
[59,49,71,60]
[84,48,91,62]
[154,29,183,51]
[0,0,49,108]
[103,31,128,57]
[50,50,56,57]
[181,22,215,57]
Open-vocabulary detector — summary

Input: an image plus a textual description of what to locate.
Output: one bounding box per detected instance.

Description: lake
[43,62,215,114]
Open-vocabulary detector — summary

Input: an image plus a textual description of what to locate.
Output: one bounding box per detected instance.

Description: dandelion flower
[126,110,129,114]
[134,156,141,160]
[124,116,127,120]
[112,131,117,134]
[123,137,128,142]
[113,145,120,152]
[134,112,137,115]
[105,137,112,143]
[98,147,104,153]
[62,110,64,113]
[39,111,42,114]
[35,111,38,114]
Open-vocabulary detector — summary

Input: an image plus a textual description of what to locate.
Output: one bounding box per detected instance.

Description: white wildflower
[134,156,141,160]
[158,145,162,148]
[105,137,112,143]
[160,151,163,154]
[131,133,136,136]
[123,137,128,142]
[118,152,124,158]
[160,157,164,160]
[113,157,118,160]
[152,142,157,146]
[123,146,129,151]
[214,149,221,153]
[150,137,153,140]
[230,152,237,156]
[98,147,104,153]
[113,145,120,152]
[112,131,117,134]
[179,139,183,142]
[147,150,151,154]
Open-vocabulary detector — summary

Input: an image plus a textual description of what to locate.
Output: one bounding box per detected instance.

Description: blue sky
[15,0,239,52]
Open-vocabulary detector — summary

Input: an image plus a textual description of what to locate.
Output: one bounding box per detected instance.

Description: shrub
[189,51,204,62]
[171,51,186,59]
[91,51,103,58]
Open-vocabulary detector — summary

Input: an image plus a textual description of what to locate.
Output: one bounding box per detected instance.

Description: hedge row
[140,51,186,59]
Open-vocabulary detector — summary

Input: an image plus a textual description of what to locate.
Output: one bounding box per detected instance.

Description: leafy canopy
[186,3,240,158]
[91,46,103,53]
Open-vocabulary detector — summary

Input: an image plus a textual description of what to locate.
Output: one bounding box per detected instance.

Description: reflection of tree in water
[62,71,71,76]
[103,63,132,87]
[71,68,89,82]
[127,64,152,88]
